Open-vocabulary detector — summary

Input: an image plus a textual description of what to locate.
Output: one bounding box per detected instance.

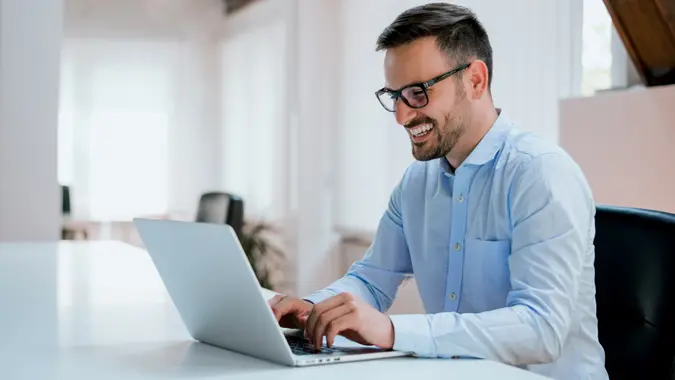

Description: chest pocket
[462,238,511,312]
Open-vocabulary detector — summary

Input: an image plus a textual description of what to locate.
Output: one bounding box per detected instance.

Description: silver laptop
[133,218,411,366]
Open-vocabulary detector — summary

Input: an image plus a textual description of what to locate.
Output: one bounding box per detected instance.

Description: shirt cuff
[389,314,435,357]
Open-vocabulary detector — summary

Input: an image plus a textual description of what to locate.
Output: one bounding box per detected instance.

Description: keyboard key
[286,335,337,355]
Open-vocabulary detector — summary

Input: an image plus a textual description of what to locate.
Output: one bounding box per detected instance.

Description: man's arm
[389,153,593,365]
[304,173,413,312]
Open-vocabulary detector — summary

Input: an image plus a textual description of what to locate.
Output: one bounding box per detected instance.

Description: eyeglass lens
[378,85,427,111]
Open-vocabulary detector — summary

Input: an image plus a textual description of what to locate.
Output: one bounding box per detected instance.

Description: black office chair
[62,185,72,215]
[196,192,244,237]
[60,185,88,240]
[594,205,675,380]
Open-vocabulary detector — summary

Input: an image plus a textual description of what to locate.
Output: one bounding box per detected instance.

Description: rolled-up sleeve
[390,153,594,365]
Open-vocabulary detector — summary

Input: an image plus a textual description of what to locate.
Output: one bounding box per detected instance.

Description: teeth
[411,124,433,136]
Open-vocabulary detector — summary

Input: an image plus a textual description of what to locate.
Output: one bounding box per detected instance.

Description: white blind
[58,39,177,220]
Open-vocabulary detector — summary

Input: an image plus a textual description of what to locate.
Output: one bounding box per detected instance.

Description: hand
[268,294,314,329]
[305,292,395,350]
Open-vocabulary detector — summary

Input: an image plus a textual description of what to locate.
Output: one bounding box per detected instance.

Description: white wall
[169,35,222,215]
[218,0,344,295]
[0,0,63,241]
[559,84,675,213]
[293,0,343,296]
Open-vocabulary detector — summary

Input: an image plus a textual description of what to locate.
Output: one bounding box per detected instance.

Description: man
[269,3,608,379]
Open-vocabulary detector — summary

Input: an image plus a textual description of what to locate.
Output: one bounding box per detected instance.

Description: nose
[394,99,417,126]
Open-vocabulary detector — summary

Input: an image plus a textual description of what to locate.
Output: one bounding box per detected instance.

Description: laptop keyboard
[286,335,339,356]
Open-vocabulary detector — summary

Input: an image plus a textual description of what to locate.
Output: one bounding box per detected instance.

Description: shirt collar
[440,109,511,173]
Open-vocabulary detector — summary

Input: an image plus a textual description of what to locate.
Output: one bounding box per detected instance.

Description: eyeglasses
[375,63,470,112]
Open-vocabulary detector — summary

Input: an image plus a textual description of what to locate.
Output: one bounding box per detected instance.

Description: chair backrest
[195,192,244,236]
[594,205,675,379]
[61,185,71,215]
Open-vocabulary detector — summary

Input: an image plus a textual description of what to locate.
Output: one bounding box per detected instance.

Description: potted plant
[237,221,286,290]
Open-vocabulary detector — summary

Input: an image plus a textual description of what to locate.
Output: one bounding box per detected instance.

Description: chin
[411,148,437,162]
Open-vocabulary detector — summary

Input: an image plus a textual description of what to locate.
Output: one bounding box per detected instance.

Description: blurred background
[1,0,673,311]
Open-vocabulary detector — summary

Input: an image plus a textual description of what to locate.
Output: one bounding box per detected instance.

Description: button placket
[445,170,470,312]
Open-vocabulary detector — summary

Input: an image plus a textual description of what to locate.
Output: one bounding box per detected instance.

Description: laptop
[133,218,411,366]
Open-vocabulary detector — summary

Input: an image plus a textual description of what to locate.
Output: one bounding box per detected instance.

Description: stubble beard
[411,84,469,161]
[411,111,466,162]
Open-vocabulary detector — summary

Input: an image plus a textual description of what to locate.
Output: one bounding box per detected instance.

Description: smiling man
[269,3,608,379]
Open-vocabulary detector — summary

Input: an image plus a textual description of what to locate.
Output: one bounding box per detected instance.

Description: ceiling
[64,0,226,37]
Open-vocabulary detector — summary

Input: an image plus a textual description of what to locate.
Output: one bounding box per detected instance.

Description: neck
[445,106,499,169]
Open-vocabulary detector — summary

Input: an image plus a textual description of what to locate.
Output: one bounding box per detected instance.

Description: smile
[408,124,434,142]
[408,123,434,138]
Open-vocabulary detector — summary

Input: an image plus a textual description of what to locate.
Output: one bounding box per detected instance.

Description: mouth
[407,123,434,144]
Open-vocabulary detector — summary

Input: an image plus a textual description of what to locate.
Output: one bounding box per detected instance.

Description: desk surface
[0,241,547,379]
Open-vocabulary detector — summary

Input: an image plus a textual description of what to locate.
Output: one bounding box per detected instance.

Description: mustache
[405,117,436,129]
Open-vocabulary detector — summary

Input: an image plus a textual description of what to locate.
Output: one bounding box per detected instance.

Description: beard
[409,83,468,161]
[410,105,467,162]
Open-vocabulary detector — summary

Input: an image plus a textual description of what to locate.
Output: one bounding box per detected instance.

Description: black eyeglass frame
[375,63,471,112]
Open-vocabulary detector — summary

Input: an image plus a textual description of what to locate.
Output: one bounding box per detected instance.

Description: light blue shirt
[306,111,608,379]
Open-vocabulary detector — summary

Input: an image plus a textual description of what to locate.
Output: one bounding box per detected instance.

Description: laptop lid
[133,218,295,366]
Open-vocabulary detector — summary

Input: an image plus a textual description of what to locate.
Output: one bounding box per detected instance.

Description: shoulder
[499,127,588,188]
[497,128,594,222]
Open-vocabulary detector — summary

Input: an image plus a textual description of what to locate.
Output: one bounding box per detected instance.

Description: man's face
[383,37,470,161]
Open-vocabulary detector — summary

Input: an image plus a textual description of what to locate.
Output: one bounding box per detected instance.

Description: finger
[289,308,311,329]
[325,315,353,348]
[305,301,336,341]
[270,297,292,322]
[268,295,285,308]
[312,303,354,349]
[306,293,353,340]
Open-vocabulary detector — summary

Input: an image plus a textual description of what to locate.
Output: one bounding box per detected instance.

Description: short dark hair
[376,2,493,89]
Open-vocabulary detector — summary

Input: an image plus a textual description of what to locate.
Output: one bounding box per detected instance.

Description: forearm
[304,261,403,312]
[390,304,562,365]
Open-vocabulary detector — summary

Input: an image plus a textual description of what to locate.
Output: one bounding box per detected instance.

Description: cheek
[423,101,450,124]
[416,108,441,125]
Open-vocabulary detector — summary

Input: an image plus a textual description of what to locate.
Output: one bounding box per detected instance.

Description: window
[581,0,614,95]
[58,39,176,220]
[87,111,169,220]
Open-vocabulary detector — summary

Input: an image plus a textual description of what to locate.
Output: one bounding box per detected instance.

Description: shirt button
[454,243,461,251]
[456,195,464,203]
[449,293,456,300]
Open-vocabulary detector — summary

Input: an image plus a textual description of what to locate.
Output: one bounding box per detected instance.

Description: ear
[465,60,489,100]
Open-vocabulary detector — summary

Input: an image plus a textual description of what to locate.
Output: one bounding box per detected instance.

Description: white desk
[0,242,547,379]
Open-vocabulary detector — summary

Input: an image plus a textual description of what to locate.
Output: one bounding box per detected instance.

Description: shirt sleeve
[389,153,594,366]
[304,173,413,312]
